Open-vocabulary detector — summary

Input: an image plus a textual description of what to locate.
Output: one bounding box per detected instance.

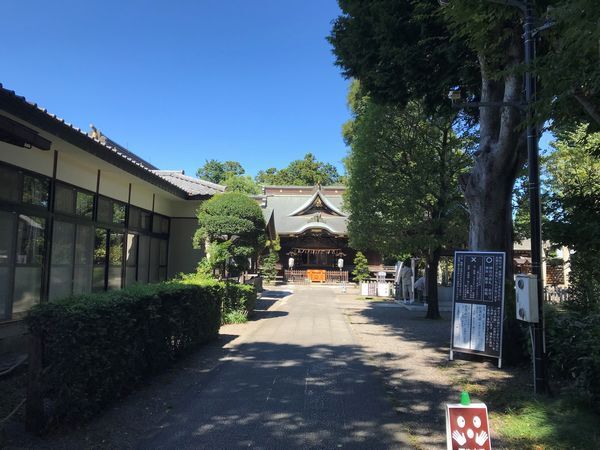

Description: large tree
[329,0,600,257]
[196,159,245,184]
[344,82,471,318]
[255,153,343,186]
[544,124,600,312]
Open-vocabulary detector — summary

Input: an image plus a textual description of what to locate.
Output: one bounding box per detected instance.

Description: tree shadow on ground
[344,301,523,449]
[4,339,454,449]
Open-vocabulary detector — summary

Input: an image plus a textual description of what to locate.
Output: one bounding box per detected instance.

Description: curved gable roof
[288,190,345,217]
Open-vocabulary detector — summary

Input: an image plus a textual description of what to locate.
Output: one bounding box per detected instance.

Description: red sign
[446,403,492,450]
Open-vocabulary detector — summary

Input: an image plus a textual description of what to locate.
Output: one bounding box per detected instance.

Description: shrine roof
[260,192,348,236]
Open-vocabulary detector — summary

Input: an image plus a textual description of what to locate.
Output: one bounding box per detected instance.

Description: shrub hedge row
[180,274,258,324]
[26,281,224,424]
[223,282,257,322]
[545,305,600,411]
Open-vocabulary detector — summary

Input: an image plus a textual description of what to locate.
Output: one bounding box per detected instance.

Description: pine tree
[352,252,370,282]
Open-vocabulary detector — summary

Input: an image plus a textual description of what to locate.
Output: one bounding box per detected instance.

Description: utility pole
[522,0,547,395]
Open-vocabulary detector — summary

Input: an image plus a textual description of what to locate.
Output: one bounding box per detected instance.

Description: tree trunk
[425,249,441,319]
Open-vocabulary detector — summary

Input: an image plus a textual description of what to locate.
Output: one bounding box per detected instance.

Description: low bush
[26,282,222,425]
[179,273,257,324]
[223,282,257,323]
[545,304,600,411]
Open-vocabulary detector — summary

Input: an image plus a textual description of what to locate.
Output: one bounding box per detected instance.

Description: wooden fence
[284,270,349,284]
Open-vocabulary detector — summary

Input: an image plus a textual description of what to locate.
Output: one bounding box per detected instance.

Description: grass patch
[222,310,248,324]
[455,376,600,449]
[491,398,600,449]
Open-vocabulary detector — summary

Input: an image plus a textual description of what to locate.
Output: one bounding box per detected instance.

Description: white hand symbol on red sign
[452,430,467,446]
[475,430,489,446]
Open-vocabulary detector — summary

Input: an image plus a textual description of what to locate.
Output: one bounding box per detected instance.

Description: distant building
[0,84,224,352]
[258,185,380,280]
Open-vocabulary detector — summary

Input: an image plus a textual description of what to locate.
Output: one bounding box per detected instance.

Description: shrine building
[259,185,379,282]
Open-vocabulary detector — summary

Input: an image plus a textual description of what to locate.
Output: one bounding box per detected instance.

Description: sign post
[446,395,492,450]
[450,251,505,368]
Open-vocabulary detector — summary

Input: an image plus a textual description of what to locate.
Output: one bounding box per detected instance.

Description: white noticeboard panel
[450,251,505,367]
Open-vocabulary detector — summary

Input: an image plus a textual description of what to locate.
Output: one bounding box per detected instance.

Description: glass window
[0,211,15,320]
[22,174,49,208]
[149,237,160,283]
[16,215,45,265]
[152,215,169,234]
[54,184,75,215]
[93,228,107,292]
[97,197,112,224]
[13,267,42,315]
[0,165,20,203]
[49,221,75,301]
[108,232,123,290]
[113,203,125,225]
[0,211,15,267]
[73,224,93,294]
[97,197,125,225]
[137,235,150,283]
[128,206,141,229]
[140,210,152,231]
[13,214,45,315]
[125,234,138,286]
[76,191,94,218]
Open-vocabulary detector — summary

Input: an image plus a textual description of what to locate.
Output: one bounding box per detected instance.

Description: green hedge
[546,305,600,411]
[26,282,222,424]
[180,274,258,324]
[223,283,257,322]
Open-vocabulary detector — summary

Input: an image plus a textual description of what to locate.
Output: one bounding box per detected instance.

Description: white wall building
[0,84,224,351]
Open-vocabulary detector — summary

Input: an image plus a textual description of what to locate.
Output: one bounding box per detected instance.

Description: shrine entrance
[283,246,350,284]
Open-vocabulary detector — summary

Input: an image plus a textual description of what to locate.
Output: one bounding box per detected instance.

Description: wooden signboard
[307,269,326,282]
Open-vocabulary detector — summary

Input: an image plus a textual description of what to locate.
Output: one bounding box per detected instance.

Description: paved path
[139,286,408,449]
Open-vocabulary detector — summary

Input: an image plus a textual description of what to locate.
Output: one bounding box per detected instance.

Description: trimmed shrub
[179,273,258,324]
[26,282,222,425]
[545,304,600,411]
[222,282,257,323]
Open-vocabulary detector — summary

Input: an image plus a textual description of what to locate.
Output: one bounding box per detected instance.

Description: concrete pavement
[138,286,409,449]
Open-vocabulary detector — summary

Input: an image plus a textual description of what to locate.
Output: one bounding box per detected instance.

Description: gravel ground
[336,290,522,449]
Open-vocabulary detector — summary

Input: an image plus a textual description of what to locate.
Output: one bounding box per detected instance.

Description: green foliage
[194,192,267,275]
[204,240,233,276]
[181,273,257,324]
[222,282,257,323]
[260,250,279,283]
[545,125,600,255]
[544,124,600,312]
[222,310,248,324]
[331,0,600,129]
[344,83,470,258]
[255,153,342,186]
[534,0,600,129]
[223,174,261,195]
[26,282,222,424]
[329,0,478,114]
[196,159,245,184]
[351,251,370,282]
[545,305,600,411]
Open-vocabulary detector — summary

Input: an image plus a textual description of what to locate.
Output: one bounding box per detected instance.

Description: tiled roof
[262,193,348,235]
[151,170,225,197]
[0,83,217,199]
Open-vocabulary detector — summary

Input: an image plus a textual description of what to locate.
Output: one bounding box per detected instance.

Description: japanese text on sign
[451,252,505,361]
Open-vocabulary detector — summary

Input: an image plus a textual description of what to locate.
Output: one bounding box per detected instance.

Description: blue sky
[2,0,350,177]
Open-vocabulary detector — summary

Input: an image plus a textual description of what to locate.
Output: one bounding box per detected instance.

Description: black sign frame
[449,251,506,368]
